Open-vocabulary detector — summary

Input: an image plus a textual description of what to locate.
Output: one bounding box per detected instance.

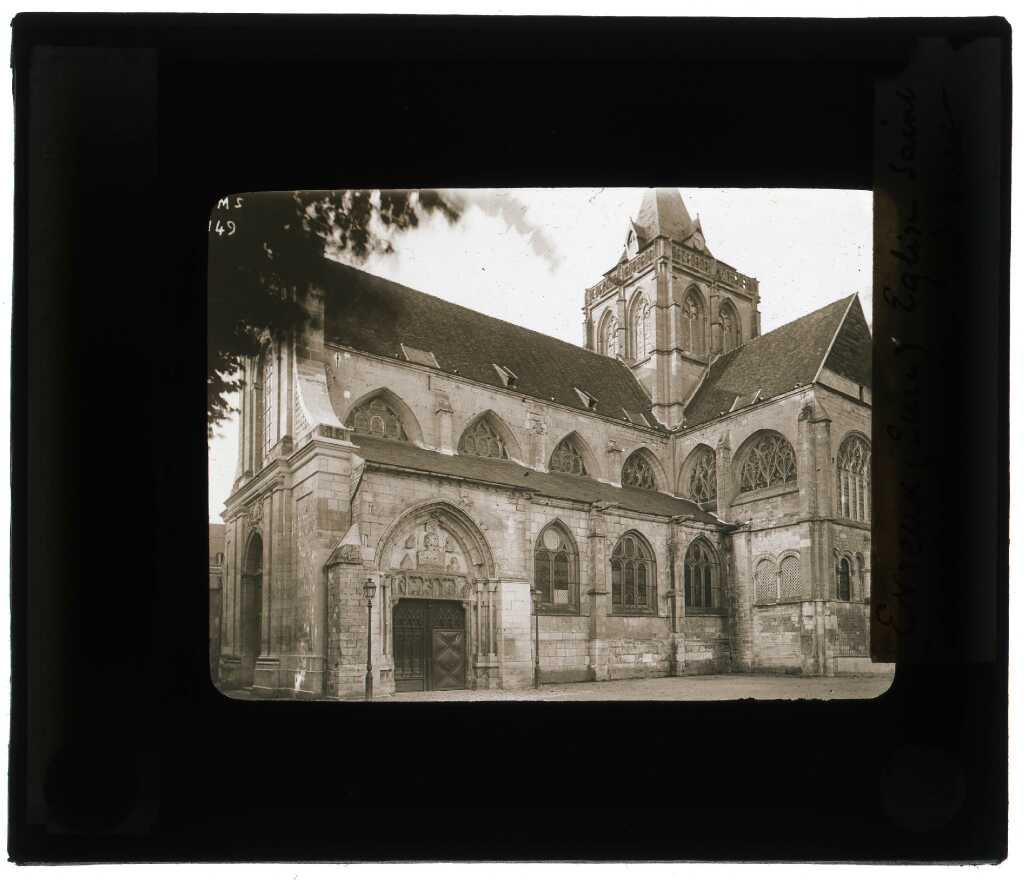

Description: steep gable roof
[822,295,872,387]
[634,188,695,248]
[683,294,867,429]
[320,258,661,428]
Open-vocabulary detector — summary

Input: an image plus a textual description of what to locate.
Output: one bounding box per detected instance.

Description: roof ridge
[322,255,631,371]
[725,293,854,355]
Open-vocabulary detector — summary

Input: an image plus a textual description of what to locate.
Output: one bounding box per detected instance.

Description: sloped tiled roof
[823,296,872,387]
[683,294,867,429]
[352,434,720,524]
[321,258,661,428]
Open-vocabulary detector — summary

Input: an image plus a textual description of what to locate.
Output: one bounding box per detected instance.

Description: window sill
[608,610,661,618]
[731,484,799,506]
[683,608,726,616]
[833,516,871,529]
[537,606,581,617]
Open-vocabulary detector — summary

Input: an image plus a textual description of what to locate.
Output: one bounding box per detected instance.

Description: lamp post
[363,577,377,701]
[531,588,542,690]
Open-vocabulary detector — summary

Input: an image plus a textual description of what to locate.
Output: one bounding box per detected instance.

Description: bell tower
[582,188,762,428]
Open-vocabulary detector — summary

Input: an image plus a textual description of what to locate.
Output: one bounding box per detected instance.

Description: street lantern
[530,588,542,690]
[364,578,377,701]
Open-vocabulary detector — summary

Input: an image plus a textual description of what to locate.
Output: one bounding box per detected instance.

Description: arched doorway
[376,502,495,693]
[240,532,263,687]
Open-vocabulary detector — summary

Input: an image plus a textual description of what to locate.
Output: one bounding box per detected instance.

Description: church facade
[216,189,880,698]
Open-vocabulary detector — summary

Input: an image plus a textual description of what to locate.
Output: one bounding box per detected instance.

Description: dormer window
[400,343,440,368]
[574,387,598,411]
[492,363,518,388]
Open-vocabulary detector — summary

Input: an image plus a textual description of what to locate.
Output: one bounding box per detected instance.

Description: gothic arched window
[622,450,657,490]
[610,532,657,614]
[687,447,717,504]
[259,344,276,464]
[684,539,720,610]
[683,290,705,354]
[598,312,618,358]
[780,554,802,601]
[836,555,852,601]
[350,397,408,441]
[534,523,579,612]
[550,437,587,476]
[459,417,509,460]
[720,300,741,353]
[754,559,777,605]
[837,434,871,522]
[629,293,653,361]
[739,432,797,493]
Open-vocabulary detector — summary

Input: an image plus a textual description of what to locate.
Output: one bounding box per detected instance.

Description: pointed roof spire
[634,188,695,247]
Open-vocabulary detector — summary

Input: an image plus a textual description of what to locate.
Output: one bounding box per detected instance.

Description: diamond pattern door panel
[431,629,465,691]
[394,600,426,692]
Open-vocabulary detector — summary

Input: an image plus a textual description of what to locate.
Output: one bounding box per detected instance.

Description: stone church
[216,188,879,698]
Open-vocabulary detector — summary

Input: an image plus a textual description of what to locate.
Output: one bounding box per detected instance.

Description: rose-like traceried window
[350,397,407,441]
[459,417,508,460]
[550,438,587,476]
[739,432,797,493]
[622,450,657,490]
[687,447,717,504]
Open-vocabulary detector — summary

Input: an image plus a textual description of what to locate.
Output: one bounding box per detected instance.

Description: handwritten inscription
[208,195,245,237]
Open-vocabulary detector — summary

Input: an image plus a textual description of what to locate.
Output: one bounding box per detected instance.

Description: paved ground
[221,672,895,702]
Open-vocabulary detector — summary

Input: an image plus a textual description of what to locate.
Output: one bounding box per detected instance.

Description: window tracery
[550,438,587,476]
[837,435,871,522]
[739,432,797,493]
[459,417,509,460]
[720,301,741,352]
[683,291,705,354]
[684,539,720,610]
[610,533,656,614]
[687,447,717,504]
[350,397,408,441]
[534,523,578,612]
[622,450,657,490]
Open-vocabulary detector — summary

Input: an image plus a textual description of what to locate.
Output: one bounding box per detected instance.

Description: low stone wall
[537,615,590,684]
[680,613,731,673]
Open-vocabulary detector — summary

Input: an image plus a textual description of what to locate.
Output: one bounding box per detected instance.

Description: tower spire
[633,188,695,248]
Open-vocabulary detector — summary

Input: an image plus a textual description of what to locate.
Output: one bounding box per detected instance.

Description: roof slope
[352,435,719,524]
[823,295,872,387]
[634,188,695,247]
[683,294,867,428]
[321,258,660,427]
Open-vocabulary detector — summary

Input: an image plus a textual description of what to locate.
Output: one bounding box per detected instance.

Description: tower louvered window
[622,450,657,490]
[610,533,656,614]
[739,433,797,493]
[687,447,717,504]
[550,438,587,476]
[350,398,407,441]
[837,435,871,522]
[459,418,508,460]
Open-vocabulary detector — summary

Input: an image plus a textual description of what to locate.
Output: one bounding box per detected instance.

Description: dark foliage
[207,189,463,432]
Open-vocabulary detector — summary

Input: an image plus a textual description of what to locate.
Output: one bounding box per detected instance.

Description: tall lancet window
[600,314,619,358]
[630,294,653,361]
[683,291,705,354]
[720,300,741,353]
[837,434,871,522]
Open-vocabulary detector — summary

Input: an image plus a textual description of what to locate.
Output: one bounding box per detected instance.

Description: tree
[207,189,463,433]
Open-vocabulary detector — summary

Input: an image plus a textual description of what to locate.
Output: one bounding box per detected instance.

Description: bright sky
[208,187,872,521]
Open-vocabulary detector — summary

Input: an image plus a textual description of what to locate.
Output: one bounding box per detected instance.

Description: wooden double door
[393,599,466,692]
